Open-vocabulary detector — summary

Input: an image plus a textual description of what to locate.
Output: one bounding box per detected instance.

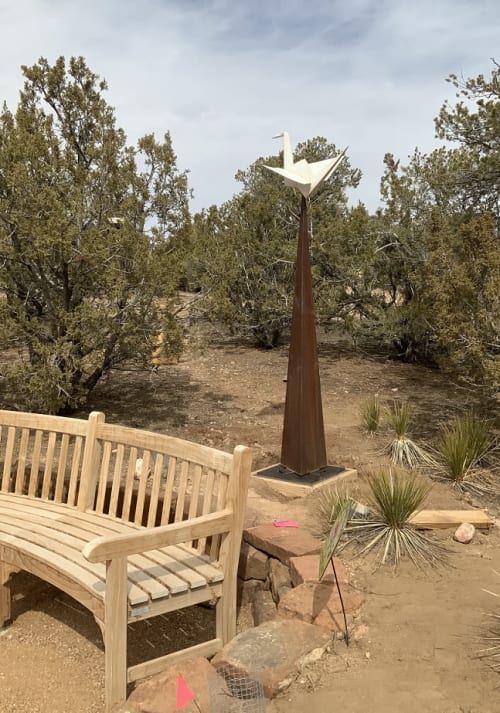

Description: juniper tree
[0,57,190,413]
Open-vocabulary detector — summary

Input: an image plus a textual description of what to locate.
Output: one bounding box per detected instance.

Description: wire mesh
[209,662,266,712]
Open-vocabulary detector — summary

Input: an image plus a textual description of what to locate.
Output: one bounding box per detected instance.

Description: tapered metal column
[280,196,327,475]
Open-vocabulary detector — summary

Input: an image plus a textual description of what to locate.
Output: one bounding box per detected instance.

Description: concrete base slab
[252,463,357,498]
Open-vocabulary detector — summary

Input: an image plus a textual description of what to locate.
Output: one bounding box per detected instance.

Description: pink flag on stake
[273,520,299,528]
[175,673,195,710]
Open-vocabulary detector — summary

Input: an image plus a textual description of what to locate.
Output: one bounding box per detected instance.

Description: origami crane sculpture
[259,131,348,476]
[264,131,347,198]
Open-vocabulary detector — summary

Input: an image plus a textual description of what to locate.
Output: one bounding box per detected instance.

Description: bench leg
[216,580,236,645]
[104,558,128,713]
[0,561,11,627]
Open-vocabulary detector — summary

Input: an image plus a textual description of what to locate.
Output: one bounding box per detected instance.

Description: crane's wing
[264,165,310,185]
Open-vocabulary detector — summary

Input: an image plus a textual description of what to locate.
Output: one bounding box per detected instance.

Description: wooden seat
[0,493,224,620]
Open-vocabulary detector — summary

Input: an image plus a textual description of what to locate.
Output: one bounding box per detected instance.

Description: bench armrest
[82,508,234,563]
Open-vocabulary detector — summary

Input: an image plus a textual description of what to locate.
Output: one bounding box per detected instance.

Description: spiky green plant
[348,468,446,567]
[316,486,356,538]
[360,395,381,434]
[433,415,494,494]
[387,400,413,437]
[385,400,432,468]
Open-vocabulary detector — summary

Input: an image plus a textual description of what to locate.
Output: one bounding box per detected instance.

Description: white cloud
[0,0,498,211]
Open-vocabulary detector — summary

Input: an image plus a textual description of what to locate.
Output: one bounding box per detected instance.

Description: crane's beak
[272,132,284,139]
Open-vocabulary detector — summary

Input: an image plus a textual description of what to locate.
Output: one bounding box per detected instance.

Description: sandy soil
[0,332,499,713]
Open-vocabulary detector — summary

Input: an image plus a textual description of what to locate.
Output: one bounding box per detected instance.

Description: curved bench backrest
[0,410,90,506]
[83,418,239,561]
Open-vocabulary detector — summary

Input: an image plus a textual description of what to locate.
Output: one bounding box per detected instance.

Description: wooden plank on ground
[409,509,494,529]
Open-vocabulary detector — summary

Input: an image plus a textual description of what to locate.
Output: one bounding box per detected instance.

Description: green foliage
[435,62,500,215]
[318,496,355,580]
[384,400,431,468]
[349,469,445,567]
[188,137,361,347]
[0,57,190,413]
[360,395,381,433]
[387,400,413,438]
[413,211,500,393]
[316,486,356,538]
[433,414,494,493]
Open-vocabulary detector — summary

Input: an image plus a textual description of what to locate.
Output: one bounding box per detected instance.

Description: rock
[243,524,322,565]
[244,505,264,529]
[134,458,150,480]
[125,657,221,713]
[269,558,292,603]
[237,577,266,605]
[238,542,269,581]
[252,588,277,626]
[277,582,364,632]
[353,502,370,518]
[454,522,475,544]
[289,554,348,587]
[212,620,331,698]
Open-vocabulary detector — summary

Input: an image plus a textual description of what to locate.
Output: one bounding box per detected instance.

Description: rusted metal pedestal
[279,196,327,475]
[255,197,357,494]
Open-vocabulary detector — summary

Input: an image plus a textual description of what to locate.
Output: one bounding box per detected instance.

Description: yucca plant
[316,486,357,538]
[385,400,432,468]
[347,468,446,567]
[433,415,494,495]
[360,395,381,434]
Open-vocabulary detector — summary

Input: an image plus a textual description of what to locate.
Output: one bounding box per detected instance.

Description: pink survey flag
[273,520,299,528]
[175,673,195,710]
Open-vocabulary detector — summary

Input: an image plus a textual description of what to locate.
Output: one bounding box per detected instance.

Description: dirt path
[0,335,498,713]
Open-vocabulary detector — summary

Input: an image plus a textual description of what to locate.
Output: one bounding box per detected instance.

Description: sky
[0,0,498,213]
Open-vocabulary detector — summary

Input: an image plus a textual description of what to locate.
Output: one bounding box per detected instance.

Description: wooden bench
[0,409,252,712]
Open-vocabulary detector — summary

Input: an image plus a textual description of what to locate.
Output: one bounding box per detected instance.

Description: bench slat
[147,454,163,528]
[197,468,215,554]
[160,456,176,525]
[121,446,137,521]
[210,471,228,559]
[28,430,43,497]
[15,429,30,495]
[67,435,84,507]
[41,431,57,499]
[0,504,183,600]
[162,543,224,584]
[95,423,233,473]
[174,461,189,523]
[54,433,70,503]
[0,508,157,606]
[1,427,15,492]
[109,445,124,518]
[134,450,151,526]
[96,441,112,514]
[188,465,202,520]
[0,410,88,435]
[0,495,221,601]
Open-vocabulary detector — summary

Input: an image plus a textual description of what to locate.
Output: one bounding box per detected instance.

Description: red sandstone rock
[277,582,364,632]
[212,620,331,698]
[243,524,322,565]
[269,558,292,603]
[252,588,277,626]
[289,554,348,587]
[125,657,220,713]
[238,542,269,581]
